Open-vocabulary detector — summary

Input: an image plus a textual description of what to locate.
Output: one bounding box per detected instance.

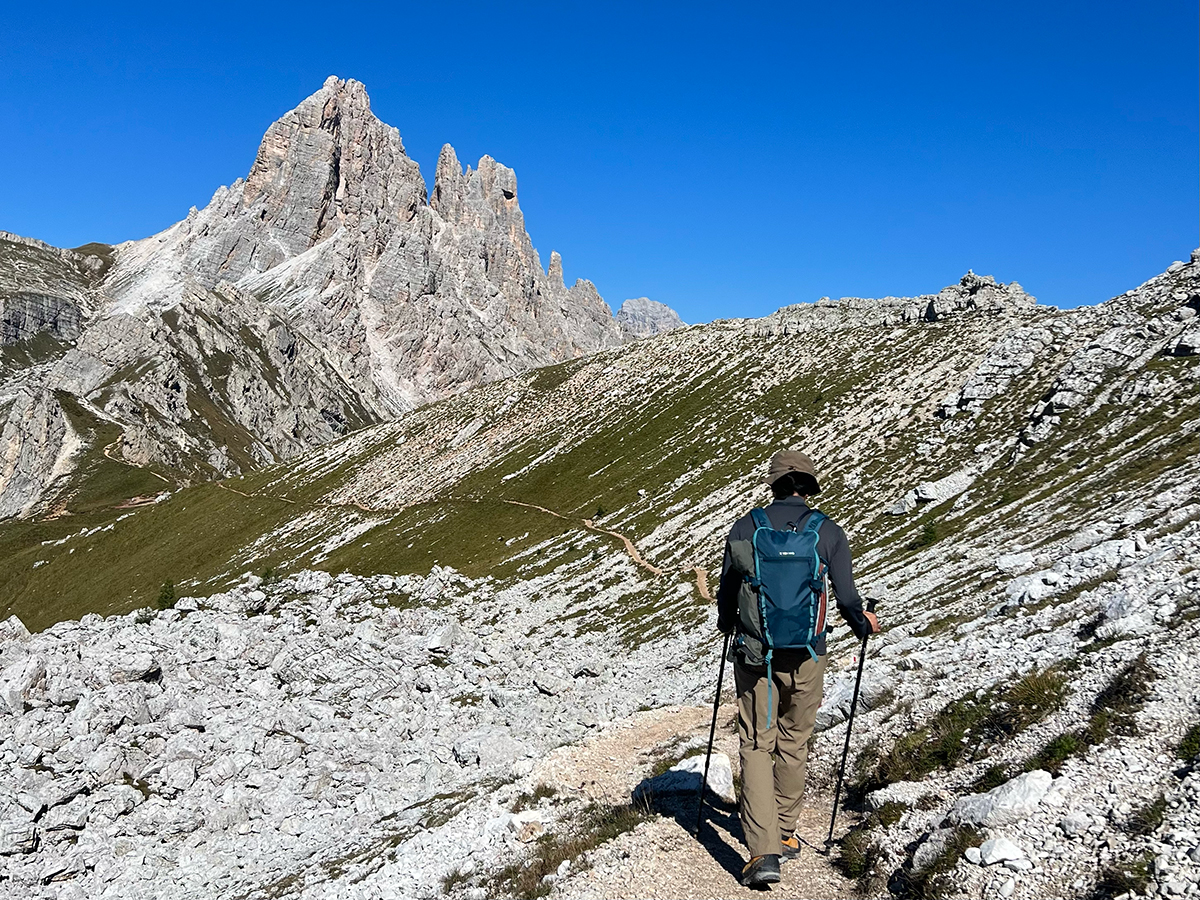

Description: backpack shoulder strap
[750,508,771,530]
[803,510,827,535]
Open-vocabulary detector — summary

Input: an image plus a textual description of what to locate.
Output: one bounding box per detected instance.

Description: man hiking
[716,450,880,887]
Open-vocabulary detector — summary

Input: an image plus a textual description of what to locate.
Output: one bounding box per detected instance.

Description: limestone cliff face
[0,77,679,518]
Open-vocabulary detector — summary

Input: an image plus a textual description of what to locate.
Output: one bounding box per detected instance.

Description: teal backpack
[743,507,829,726]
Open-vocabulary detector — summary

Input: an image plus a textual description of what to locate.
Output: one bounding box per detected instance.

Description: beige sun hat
[762,450,821,494]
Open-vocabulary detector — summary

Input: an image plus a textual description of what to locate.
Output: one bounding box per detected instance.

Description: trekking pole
[693,631,731,834]
[826,598,877,848]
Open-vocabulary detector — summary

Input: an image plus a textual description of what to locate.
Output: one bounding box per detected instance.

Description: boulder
[996,552,1035,575]
[534,673,571,697]
[979,837,1025,865]
[915,470,975,504]
[866,781,929,811]
[425,623,458,655]
[633,751,736,805]
[949,770,1052,827]
[0,654,46,713]
[43,795,90,831]
[1059,811,1091,837]
[912,828,953,871]
[0,615,30,646]
[109,651,159,684]
[815,675,891,731]
[0,820,37,855]
[453,726,527,769]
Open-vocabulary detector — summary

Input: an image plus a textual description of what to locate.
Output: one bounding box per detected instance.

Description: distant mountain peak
[616,297,686,339]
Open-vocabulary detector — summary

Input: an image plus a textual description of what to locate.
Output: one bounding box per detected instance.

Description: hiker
[716,450,880,887]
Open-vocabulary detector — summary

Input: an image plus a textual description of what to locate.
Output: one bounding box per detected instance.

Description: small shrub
[1023,654,1154,774]
[834,802,909,890]
[877,800,908,827]
[1124,794,1166,837]
[835,825,879,880]
[440,867,471,894]
[890,826,983,900]
[910,522,940,550]
[1177,722,1200,762]
[511,783,558,813]
[971,763,1011,792]
[1076,615,1103,641]
[1093,654,1155,735]
[855,666,1068,794]
[156,580,176,610]
[1027,732,1083,775]
[1089,852,1153,899]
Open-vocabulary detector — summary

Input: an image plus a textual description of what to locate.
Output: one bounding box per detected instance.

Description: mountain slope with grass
[0,78,678,521]
[0,252,1196,899]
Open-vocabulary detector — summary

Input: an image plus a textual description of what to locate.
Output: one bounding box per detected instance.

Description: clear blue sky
[2,1,1195,320]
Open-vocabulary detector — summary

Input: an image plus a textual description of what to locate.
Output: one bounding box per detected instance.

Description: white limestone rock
[949,770,1052,827]
[108,652,159,684]
[979,837,1025,865]
[633,751,736,805]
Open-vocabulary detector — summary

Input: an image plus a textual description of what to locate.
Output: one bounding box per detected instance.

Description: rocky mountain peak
[0,77,681,519]
[475,155,518,206]
[239,75,424,262]
[615,296,686,339]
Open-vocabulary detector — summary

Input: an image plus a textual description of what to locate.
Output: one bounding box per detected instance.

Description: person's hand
[863,611,881,635]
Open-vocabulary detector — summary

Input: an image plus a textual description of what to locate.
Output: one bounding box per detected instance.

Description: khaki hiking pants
[734,649,828,858]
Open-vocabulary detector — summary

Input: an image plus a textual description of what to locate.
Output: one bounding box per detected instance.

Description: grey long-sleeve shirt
[716,496,871,651]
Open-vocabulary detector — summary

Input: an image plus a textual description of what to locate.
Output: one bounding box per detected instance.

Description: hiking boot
[780,833,801,862]
[741,854,782,887]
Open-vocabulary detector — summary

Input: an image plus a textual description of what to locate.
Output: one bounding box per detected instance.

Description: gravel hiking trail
[532,705,858,900]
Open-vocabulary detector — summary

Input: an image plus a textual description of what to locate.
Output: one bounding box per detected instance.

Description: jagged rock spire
[431,144,466,222]
[548,251,565,287]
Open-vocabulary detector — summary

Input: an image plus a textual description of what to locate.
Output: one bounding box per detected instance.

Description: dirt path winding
[102,437,170,483]
[500,499,714,599]
[582,517,665,576]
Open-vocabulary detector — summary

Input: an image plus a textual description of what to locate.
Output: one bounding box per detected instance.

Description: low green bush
[156,580,176,610]
[855,666,1068,794]
[889,826,984,900]
[1089,852,1153,900]
[485,801,653,899]
[511,783,558,813]
[1177,723,1200,762]
[1023,653,1155,775]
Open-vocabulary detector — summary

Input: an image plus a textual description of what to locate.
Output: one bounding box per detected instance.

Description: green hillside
[2,275,1196,638]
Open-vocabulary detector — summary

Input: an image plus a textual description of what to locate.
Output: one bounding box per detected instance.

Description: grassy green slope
[1,273,1196,637]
